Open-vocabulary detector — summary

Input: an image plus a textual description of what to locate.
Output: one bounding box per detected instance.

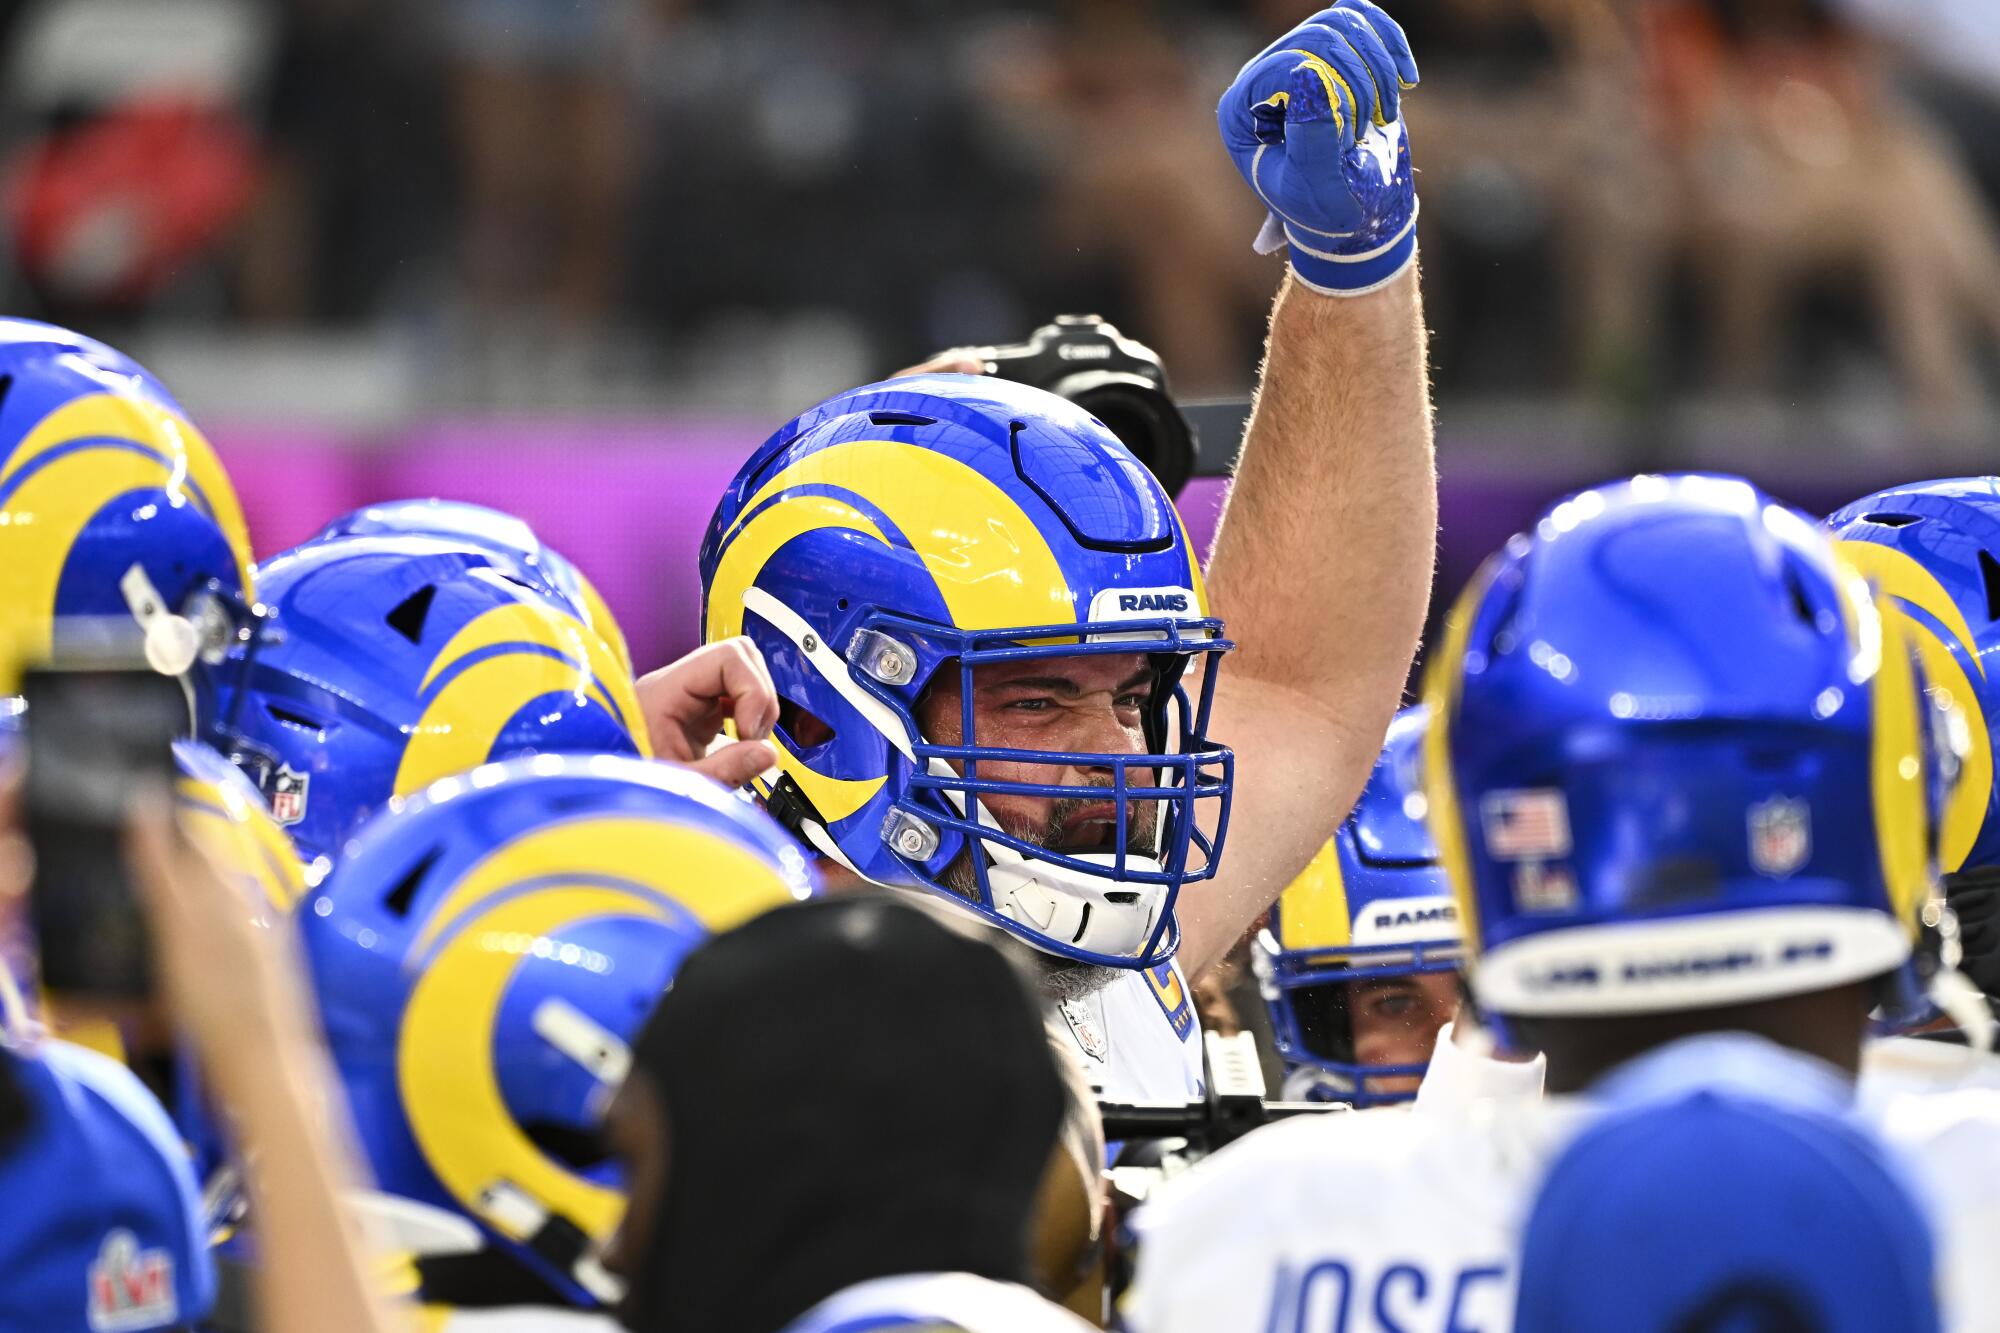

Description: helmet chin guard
[984,850,1175,963]
[757,593,1229,969]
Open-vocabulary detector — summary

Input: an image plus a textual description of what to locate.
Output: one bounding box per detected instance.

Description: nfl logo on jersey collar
[1059,995,1110,1063]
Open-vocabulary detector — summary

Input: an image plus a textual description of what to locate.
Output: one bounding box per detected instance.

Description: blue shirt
[0,1039,215,1331]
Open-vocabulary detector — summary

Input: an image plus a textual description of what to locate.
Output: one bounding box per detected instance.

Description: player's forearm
[1207,266,1436,732]
[218,1039,402,1333]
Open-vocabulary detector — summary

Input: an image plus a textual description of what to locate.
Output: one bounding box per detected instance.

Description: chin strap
[473,1179,625,1305]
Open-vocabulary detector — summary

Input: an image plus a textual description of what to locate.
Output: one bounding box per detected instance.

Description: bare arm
[1181,267,1435,978]
[127,808,401,1333]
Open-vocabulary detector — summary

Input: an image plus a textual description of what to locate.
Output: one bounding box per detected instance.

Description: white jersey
[782,1272,1096,1332]
[1125,1031,2000,1333]
[1049,960,1202,1104]
[1859,1034,2000,1104]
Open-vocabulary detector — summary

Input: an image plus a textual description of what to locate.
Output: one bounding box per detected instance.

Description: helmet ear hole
[778,697,836,750]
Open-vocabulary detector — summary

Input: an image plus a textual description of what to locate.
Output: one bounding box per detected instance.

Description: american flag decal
[1480,789,1573,861]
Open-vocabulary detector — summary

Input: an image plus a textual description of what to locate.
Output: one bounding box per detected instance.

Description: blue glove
[1218,3,1419,296]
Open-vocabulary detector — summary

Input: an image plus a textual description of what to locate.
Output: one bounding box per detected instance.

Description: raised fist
[1218,2,1419,296]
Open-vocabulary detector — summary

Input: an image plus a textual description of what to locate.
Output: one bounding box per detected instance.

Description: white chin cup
[1281,1064,1356,1103]
[984,852,1168,960]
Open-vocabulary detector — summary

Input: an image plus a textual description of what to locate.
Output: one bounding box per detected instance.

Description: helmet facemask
[1255,929,1464,1106]
[749,587,1232,969]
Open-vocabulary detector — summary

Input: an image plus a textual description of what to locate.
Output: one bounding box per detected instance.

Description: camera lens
[1064,377,1196,498]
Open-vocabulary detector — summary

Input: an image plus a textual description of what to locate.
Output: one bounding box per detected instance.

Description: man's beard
[938,790,1160,1004]
[1035,953,1129,1005]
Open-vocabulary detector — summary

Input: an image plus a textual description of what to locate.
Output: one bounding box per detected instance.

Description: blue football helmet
[173,739,306,916]
[1255,706,1463,1105]
[1423,474,1938,1018]
[300,754,817,1305]
[0,319,255,726]
[206,534,649,865]
[698,375,1233,969]
[1826,479,2000,875]
[170,739,309,1188]
[315,499,633,680]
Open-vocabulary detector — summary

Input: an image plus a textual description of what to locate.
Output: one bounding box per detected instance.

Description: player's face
[1346,970,1460,1097]
[918,652,1160,893]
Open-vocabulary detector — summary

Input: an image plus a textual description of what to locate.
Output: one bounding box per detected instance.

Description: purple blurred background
[211,420,1947,676]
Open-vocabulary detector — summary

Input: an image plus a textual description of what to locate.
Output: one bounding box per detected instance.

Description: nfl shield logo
[267,765,309,826]
[1748,797,1811,878]
[1059,997,1109,1064]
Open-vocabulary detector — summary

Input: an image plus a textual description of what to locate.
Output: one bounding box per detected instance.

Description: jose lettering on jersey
[1260,1258,1508,1333]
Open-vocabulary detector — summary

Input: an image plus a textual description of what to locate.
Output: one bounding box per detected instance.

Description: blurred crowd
[0,0,1997,419]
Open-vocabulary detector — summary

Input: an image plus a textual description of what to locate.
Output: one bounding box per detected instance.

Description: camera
[960,315,1198,498]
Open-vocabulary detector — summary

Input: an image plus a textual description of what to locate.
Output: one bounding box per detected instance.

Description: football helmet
[315,499,633,679]
[0,319,254,725]
[698,374,1233,969]
[300,754,817,1305]
[1826,479,2000,874]
[206,534,648,865]
[173,739,306,915]
[1424,474,1938,1017]
[1255,706,1462,1105]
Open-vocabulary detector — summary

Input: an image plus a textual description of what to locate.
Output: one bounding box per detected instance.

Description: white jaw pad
[986,852,1169,960]
[346,1191,486,1256]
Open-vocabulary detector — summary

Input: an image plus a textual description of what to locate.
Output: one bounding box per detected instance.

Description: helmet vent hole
[1979,550,2000,621]
[1861,511,1921,528]
[384,584,438,644]
[868,412,935,427]
[1781,565,1816,626]
[0,375,14,415]
[1105,891,1140,905]
[381,847,443,919]
[265,704,321,732]
[1070,902,1093,943]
